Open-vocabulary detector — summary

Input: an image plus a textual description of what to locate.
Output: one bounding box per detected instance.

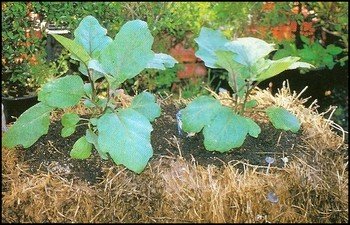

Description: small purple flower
[267,191,278,203]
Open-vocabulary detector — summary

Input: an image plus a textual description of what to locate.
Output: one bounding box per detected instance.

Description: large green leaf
[265,106,300,133]
[146,53,178,70]
[243,117,261,138]
[225,37,275,66]
[60,113,80,137]
[214,50,239,76]
[326,44,343,55]
[85,128,108,160]
[256,57,300,82]
[61,126,76,138]
[38,75,85,108]
[97,109,153,173]
[194,27,230,68]
[73,15,112,58]
[203,107,249,152]
[215,50,246,97]
[179,96,224,133]
[52,34,90,64]
[100,20,154,85]
[70,136,92,159]
[130,92,161,122]
[2,103,53,148]
[61,113,80,127]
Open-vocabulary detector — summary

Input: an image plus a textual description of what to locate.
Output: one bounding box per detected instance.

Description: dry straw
[2,81,348,223]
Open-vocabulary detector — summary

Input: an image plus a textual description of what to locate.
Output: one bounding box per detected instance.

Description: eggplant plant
[178,27,314,152]
[2,16,177,173]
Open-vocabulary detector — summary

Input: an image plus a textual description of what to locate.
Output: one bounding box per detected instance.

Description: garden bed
[2,84,348,223]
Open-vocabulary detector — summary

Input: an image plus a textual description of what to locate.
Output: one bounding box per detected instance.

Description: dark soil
[15,100,307,185]
[151,101,303,168]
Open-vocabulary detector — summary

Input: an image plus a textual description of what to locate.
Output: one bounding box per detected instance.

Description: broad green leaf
[85,129,108,160]
[203,107,248,152]
[61,126,76,138]
[195,27,230,68]
[70,136,92,159]
[256,57,300,82]
[299,48,317,61]
[180,96,224,133]
[100,20,154,85]
[38,75,85,108]
[273,49,292,60]
[266,106,300,133]
[214,50,240,76]
[244,100,258,109]
[326,44,342,55]
[243,117,261,138]
[61,113,80,127]
[130,92,161,122]
[97,109,153,173]
[74,15,112,58]
[2,103,53,148]
[146,53,178,70]
[52,34,90,64]
[225,37,275,66]
[249,58,272,79]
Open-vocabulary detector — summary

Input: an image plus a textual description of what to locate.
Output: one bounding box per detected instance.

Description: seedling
[179,27,314,152]
[265,156,275,174]
[2,16,177,173]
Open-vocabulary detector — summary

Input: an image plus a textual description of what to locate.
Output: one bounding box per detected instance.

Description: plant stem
[102,81,111,114]
[266,163,271,174]
[228,72,240,113]
[87,68,96,103]
[240,81,260,115]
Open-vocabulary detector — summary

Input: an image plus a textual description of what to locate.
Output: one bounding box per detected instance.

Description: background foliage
[2,2,348,97]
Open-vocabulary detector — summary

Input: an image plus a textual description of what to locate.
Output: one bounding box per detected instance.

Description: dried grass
[2,82,348,223]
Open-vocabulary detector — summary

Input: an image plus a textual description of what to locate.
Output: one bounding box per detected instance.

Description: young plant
[2,16,177,173]
[178,27,314,152]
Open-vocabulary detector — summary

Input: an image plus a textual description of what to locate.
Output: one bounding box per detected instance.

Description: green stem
[240,81,260,115]
[87,68,96,103]
[102,81,111,114]
[228,71,239,113]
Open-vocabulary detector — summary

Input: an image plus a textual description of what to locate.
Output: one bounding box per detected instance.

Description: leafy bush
[178,27,313,152]
[273,36,343,71]
[2,16,177,174]
[2,2,47,90]
[246,2,348,71]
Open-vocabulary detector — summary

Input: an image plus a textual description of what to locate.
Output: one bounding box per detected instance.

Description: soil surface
[15,100,308,185]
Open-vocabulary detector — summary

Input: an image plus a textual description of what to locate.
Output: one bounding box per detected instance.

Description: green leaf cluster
[2,16,177,174]
[273,37,344,71]
[179,27,304,152]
